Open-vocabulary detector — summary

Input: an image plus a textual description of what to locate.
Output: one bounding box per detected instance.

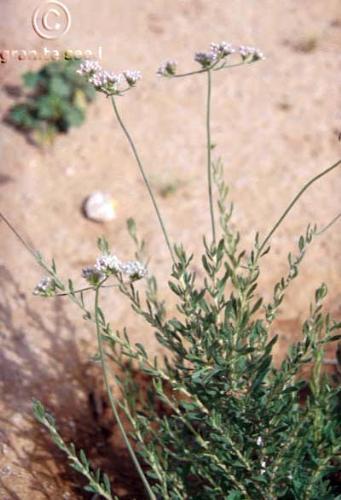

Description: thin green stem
[94,286,156,500]
[111,97,175,264]
[173,67,210,78]
[172,60,247,79]
[0,211,37,259]
[206,70,216,243]
[213,61,248,71]
[53,284,120,297]
[316,211,341,235]
[0,211,66,290]
[258,159,341,255]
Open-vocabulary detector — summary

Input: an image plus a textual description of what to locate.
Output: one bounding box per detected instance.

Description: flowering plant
[1,41,340,499]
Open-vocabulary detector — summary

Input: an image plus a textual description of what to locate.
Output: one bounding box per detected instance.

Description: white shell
[83,191,116,222]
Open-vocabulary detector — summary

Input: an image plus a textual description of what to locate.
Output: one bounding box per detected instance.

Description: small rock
[83,191,116,222]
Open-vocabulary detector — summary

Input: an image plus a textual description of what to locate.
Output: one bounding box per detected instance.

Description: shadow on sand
[0,264,147,499]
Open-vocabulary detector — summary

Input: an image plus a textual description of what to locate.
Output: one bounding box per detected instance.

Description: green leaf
[79,449,88,467]
[23,71,40,88]
[49,75,72,98]
[227,491,242,499]
[84,485,97,493]
[103,473,112,493]
[32,399,46,422]
[168,281,181,297]
[127,218,137,238]
[135,343,148,358]
[315,283,328,303]
[250,297,263,315]
[36,94,61,119]
[62,106,85,128]
[251,355,272,392]
[9,104,37,129]
[97,236,110,254]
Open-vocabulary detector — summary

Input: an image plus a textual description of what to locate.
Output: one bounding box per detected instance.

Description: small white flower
[77,61,139,95]
[260,460,266,475]
[123,70,142,86]
[82,266,105,285]
[194,51,218,67]
[120,260,147,281]
[210,41,236,57]
[157,60,177,77]
[255,50,265,61]
[34,277,56,296]
[107,72,124,85]
[238,45,265,62]
[95,254,122,274]
[256,436,263,446]
[77,60,101,75]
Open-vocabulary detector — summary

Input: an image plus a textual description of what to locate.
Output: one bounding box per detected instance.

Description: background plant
[7,59,96,145]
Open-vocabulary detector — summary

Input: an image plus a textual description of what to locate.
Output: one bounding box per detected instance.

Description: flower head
[95,254,122,275]
[157,60,177,77]
[194,51,218,68]
[210,41,236,57]
[34,277,56,297]
[120,260,148,281]
[238,45,265,62]
[83,249,147,284]
[123,70,142,86]
[77,60,141,96]
[77,60,102,75]
[82,266,105,285]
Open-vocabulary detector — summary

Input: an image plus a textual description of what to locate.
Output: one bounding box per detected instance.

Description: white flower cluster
[82,266,105,285]
[238,45,265,61]
[96,254,122,274]
[194,51,218,67]
[123,70,142,86]
[77,60,141,95]
[82,253,147,284]
[33,276,56,296]
[194,41,265,68]
[210,41,236,57]
[120,260,148,280]
[157,60,177,77]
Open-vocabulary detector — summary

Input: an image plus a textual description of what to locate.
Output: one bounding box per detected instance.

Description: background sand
[0,1,340,497]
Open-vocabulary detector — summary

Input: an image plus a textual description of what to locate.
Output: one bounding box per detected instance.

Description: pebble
[83,191,116,222]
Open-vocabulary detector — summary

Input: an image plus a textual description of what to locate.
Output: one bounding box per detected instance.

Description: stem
[111,97,175,264]
[53,284,120,297]
[172,60,247,79]
[206,70,216,243]
[0,211,37,259]
[258,159,341,255]
[94,286,156,500]
[44,421,113,500]
[316,211,341,235]
[173,67,210,78]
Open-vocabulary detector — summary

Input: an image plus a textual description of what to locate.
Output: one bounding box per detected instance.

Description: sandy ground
[0,0,340,498]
